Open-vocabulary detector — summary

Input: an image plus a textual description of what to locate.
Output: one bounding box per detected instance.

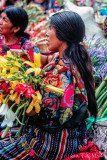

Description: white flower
[0,103,24,127]
[1,109,16,127]
[0,104,16,127]
[0,103,9,115]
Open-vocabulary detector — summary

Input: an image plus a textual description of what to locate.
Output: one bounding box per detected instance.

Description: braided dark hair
[50,11,98,118]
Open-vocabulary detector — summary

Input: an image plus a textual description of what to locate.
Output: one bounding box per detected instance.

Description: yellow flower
[26,91,42,114]
[34,51,40,68]
[9,79,25,91]
[24,68,41,76]
[23,49,41,76]
[9,92,20,104]
[9,81,20,90]
[0,51,22,79]
[0,93,5,105]
[10,67,19,74]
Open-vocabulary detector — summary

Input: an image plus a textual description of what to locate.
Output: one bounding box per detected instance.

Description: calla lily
[0,103,24,127]
[0,104,14,127]
[1,109,16,127]
[0,103,9,115]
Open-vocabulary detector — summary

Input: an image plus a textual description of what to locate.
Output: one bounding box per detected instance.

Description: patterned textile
[62,140,105,160]
[0,36,36,62]
[0,54,92,159]
[41,54,89,126]
[0,122,87,160]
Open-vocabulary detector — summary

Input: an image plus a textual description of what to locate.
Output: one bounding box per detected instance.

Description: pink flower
[1,82,8,89]
[25,87,36,98]
[14,83,36,98]
[61,84,75,108]
[5,85,10,92]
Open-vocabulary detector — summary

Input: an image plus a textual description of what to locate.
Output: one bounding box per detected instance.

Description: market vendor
[0,10,105,160]
[0,6,36,62]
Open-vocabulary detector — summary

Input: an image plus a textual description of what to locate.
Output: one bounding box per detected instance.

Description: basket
[37,41,50,54]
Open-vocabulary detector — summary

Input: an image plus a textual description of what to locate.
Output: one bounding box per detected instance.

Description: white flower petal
[1,119,7,127]
[6,110,16,121]
[0,104,9,115]
[1,109,16,127]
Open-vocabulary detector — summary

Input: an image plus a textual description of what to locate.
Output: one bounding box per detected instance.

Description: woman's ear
[13,26,20,33]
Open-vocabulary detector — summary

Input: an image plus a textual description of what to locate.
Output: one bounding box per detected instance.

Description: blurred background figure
[0,6,36,61]
[26,0,64,13]
[0,0,16,11]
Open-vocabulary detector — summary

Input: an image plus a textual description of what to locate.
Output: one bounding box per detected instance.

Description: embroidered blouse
[36,53,90,131]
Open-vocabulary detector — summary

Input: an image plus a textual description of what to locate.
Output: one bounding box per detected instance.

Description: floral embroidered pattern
[41,55,89,125]
[61,84,75,109]
[42,97,59,110]
[42,74,63,92]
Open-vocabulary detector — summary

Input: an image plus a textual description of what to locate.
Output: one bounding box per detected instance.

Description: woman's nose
[0,18,3,24]
[46,30,49,37]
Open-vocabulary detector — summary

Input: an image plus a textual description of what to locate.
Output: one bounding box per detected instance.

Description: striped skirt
[0,122,87,160]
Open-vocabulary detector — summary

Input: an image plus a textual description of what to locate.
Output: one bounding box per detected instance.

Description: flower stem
[95,76,107,98]
[1,126,10,138]
[97,100,107,117]
[16,106,26,138]
[100,103,107,118]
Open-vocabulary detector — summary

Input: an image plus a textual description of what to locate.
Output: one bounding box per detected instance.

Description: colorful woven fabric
[0,122,87,160]
[62,140,105,160]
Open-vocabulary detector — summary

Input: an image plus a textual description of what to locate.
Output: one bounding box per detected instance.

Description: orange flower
[42,75,63,92]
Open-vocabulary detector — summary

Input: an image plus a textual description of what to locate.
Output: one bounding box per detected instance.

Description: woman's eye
[3,17,7,22]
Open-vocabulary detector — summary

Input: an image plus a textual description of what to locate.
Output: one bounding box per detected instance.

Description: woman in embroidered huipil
[0,11,98,160]
[0,6,36,62]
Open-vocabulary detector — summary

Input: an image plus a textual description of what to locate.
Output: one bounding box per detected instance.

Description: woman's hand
[10,49,24,56]
[10,49,30,61]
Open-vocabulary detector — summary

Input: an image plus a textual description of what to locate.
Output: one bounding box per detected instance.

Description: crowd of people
[0,0,64,13]
[0,2,106,160]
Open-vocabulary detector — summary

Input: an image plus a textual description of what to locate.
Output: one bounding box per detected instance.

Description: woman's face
[46,25,67,54]
[0,12,14,35]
